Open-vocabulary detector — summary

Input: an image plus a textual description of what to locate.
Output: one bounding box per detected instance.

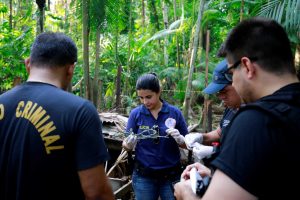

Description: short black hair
[136,73,160,93]
[30,32,77,67]
[224,17,295,74]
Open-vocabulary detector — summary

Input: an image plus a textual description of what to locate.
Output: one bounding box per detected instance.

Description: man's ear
[24,58,30,73]
[241,57,255,79]
[67,63,75,76]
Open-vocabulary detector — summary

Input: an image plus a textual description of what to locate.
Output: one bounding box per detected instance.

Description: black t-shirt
[0,82,110,200]
[211,83,300,199]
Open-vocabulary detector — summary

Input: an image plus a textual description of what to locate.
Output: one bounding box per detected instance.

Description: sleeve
[125,108,138,136]
[74,101,110,170]
[211,109,275,195]
[175,108,189,137]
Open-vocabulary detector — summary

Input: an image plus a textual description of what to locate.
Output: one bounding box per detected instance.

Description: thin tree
[36,0,46,34]
[82,0,91,100]
[9,0,12,30]
[183,0,205,120]
[173,0,180,68]
[240,0,244,21]
[162,1,169,66]
[125,0,133,96]
[142,0,145,27]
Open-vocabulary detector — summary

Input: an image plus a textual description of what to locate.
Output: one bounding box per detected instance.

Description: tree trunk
[36,0,46,34]
[98,79,103,110]
[149,0,160,31]
[201,100,212,132]
[240,0,244,22]
[162,1,169,66]
[114,32,120,111]
[181,0,186,68]
[202,30,212,132]
[48,0,51,10]
[142,0,145,27]
[125,0,132,96]
[82,0,91,100]
[115,65,122,112]
[173,0,180,68]
[9,0,12,30]
[64,0,69,32]
[93,25,101,107]
[183,0,205,121]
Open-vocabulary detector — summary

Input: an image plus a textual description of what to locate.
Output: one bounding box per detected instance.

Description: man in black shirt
[0,32,114,200]
[175,17,300,200]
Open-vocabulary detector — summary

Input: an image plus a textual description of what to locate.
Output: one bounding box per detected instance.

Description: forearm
[79,164,114,200]
[202,127,221,145]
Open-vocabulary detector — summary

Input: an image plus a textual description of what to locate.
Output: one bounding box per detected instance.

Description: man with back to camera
[184,59,242,161]
[0,32,114,200]
[174,17,300,200]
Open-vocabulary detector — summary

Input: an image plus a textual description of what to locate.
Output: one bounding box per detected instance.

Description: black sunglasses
[224,57,258,82]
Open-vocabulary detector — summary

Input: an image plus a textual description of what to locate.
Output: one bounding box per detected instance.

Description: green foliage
[0,2,34,91]
[254,0,300,43]
[0,2,8,13]
[1,0,299,112]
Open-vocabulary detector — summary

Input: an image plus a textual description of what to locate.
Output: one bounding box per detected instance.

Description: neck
[27,67,68,90]
[149,100,163,119]
[152,100,163,111]
[254,72,299,100]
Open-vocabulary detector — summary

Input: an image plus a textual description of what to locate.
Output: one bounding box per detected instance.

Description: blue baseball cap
[203,59,231,94]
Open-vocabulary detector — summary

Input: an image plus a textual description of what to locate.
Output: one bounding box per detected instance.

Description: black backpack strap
[238,101,300,135]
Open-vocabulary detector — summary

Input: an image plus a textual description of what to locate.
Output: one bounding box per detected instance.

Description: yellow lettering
[16,101,24,117]
[21,101,32,119]
[43,135,64,154]
[45,145,64,154]
[13,101,64,154]
[38,121,56,137]
[140,125,149,130]
[0,104,4,120]
[35,115,50,129]
[27,103,37,119]
[43,135,60,146]
[29,106,46,125]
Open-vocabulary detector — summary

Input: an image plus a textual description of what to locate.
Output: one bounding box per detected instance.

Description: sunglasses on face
[224,57,258,82]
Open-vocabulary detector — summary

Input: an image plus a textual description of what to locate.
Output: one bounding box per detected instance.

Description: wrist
[177,135,185,145]
[196,133,203,143]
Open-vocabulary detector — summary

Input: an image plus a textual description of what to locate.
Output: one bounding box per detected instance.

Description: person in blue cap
[184,59,242,160]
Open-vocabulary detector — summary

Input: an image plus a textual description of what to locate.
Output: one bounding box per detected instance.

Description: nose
[142,98,148,105]
[217,93,226,100]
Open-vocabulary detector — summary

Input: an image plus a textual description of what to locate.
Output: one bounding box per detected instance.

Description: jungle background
[0,0,299,131]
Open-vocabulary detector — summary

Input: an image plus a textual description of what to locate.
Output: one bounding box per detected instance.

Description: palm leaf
[169,19,183,30]
[257,0,300,42]
[142,29,178,46]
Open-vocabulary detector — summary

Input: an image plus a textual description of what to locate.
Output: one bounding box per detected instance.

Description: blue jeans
[132,170,180,200]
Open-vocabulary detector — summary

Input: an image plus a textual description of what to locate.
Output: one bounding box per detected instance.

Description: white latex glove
[184,133,203,150]
[192,143,214,160]
[122,134,137,151]
[166,128,185,145]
